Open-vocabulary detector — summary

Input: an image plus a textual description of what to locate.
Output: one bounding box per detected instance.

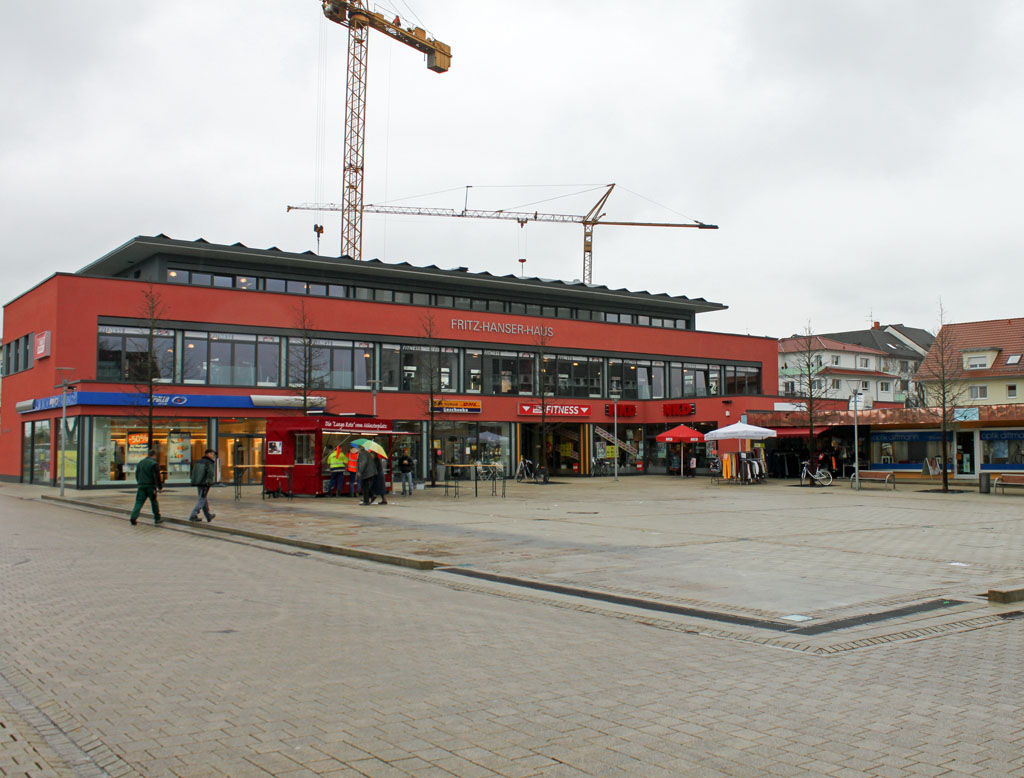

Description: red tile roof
[918,317,1024,379]
[778,335,886,355]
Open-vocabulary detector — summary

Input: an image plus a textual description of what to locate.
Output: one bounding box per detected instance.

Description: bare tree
[534,328,555,477]
[287,299,328,415]
[131,284,173,450]
[418,312,442,486]
[915,301,968,493]
[780,323,835,482]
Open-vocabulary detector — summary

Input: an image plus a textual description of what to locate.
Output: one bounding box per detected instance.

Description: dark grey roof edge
[77,235,728,313]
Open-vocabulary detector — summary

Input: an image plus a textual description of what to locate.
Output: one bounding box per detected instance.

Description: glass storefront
[22,420,51,484]
[520,422,584,476]
[980,430,1024,470]
[432,419,512,479]
[594,422,644,474]
[870,430,952,471]
[92,417,209,485]
[217,419,266,485]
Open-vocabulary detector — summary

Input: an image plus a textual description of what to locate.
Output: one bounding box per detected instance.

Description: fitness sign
[517,403,592,417]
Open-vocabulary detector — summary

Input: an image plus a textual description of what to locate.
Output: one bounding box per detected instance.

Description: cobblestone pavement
[3,491,1024,777]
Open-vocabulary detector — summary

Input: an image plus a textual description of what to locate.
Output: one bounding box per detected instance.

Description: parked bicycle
[591,457,614,477]
[515,457,541,482]
[476,462,504,480]
[800,460,833,486]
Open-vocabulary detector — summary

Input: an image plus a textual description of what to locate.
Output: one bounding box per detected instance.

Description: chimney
[872,321,880,330]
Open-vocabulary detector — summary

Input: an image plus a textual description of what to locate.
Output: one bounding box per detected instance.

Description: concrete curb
[39,495,435,571]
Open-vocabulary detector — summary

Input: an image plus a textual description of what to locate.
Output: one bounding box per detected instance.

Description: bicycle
[800,460,833,486]
[591,457,613,477]
[476,462,503,480]
[515,457,540,482]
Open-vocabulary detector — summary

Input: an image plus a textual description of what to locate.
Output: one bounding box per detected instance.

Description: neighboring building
[818,322,934,405]
[1,235,780,488]
[916,317,1024,407]
[777,335,902,409]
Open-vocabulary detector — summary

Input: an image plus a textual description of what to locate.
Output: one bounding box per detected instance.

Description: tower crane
[288,184,718,284]
[319,0,451,261]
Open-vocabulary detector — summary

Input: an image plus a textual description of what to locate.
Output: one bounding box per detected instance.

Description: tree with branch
[287,299,328,415]
[915,301,968,493]
[779,323,836,482]
[132,284,173,450]
[418,312,443,486]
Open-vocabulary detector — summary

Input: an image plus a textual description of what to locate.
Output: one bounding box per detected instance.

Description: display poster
[126,432,149,465]
[267,440,283,456]
[605,445,618,459]
[560,442,574,456]
[167,433,191,465]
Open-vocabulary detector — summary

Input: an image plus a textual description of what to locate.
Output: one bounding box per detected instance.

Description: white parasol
[704,422,778,441]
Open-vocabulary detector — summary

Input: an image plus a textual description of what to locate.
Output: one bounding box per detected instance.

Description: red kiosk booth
[264,416,409,498]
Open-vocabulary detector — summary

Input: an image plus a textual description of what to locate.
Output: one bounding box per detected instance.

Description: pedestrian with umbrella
[355,442,378,505]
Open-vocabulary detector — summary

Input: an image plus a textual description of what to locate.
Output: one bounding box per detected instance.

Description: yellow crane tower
[289,184,718,284]
[320,0,451,261]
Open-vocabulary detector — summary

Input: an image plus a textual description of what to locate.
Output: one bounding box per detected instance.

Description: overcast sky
[2,1,1022,339]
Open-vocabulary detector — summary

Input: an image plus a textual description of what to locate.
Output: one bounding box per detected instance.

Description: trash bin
[979,472,991,494]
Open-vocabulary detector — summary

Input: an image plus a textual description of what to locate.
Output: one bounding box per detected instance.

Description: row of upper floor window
[1,334,33,376]
[165,268,694,330]
[781,354,916,373]
[96,325,762,399]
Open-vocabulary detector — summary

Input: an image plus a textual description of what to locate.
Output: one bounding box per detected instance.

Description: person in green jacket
[129,449,163,526]
[188,449,218,522]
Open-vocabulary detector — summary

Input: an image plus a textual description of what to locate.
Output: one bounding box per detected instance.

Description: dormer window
[967,355,988,369]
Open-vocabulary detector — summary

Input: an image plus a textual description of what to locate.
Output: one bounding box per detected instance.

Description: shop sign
[126,432,150,464]
[664,402,696,416]
[605,403,637,417]
[432,399,482,414]
[450,318,554,338]
[18,391,325,413]
[517,402,591,417]
[322,418,393,432]
[34,331,51,359]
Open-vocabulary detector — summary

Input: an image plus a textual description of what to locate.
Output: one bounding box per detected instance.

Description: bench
[851,471,895,489]
[993,474,1024,494]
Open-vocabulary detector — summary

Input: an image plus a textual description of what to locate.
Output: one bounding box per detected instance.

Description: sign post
[55,367,75,497]
[610,393,620,482]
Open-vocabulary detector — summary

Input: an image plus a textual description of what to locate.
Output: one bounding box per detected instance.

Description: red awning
[656,424,705,443]
[772,426,829,437]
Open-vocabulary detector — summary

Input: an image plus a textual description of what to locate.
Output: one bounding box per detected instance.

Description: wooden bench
[851,471,895,489]
[992,473,1024,494]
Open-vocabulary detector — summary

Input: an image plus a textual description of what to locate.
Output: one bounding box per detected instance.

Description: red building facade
[1,236,780,487]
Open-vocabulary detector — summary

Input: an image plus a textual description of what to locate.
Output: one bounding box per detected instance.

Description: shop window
[969,385,988,400]
[209,333,257,385]
[97,326,174,383]
[22,420,51,484]
[294,433,316,465]
[183,332,208,383]
[465,351,482,393]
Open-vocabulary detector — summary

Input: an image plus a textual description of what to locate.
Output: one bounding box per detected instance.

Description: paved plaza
[2,476,1024,776]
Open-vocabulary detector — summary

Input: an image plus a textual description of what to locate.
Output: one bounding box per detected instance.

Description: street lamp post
[610,393,620,482]
[848,384,862,490]
[55,368,75,497]
[368,378,382,417]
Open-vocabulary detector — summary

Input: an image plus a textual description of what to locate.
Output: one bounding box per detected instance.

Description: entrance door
[217,435,265,484]
[955,431,975,477]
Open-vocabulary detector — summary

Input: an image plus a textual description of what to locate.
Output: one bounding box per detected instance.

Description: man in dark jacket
[188,449,218,522]
[355,446,378,506]
[129,448,163,526]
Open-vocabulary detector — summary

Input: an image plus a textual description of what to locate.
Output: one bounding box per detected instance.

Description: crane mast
[321,1,451,261]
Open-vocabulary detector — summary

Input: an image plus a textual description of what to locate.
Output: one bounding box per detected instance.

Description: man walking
[129,448,163,526]
[356,444,378,506]
[188,448,218,522]
[397,449,414,496]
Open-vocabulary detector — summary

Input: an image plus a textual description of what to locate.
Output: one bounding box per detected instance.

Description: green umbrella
[350,438,371,447]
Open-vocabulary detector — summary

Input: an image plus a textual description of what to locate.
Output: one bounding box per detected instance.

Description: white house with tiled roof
[777,335,901,408]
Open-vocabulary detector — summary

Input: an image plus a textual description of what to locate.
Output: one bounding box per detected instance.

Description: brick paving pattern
[2,482,1024,776]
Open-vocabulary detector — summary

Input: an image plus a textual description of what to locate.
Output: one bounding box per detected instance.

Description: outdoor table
[263,464,295,500]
